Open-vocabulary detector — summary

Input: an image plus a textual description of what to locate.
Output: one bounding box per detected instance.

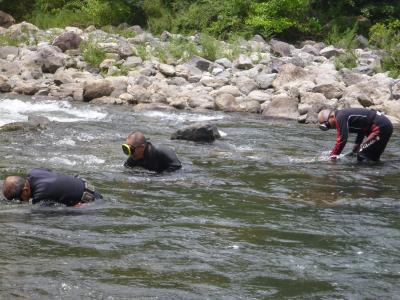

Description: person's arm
[124,156,138,168]
[330,114,348,157]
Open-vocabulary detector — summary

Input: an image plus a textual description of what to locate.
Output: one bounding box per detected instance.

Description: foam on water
[141,110,225,123]
[0,99,107,125]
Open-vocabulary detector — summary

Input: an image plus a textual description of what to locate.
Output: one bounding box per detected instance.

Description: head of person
[2,176,31,202]
[318,109,335,131]
[122,131,147,160]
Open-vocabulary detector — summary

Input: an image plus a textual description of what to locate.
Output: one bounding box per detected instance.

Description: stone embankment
[1,15,400,124]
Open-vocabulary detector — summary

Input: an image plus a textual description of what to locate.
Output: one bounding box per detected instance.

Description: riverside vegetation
[0,0,399,124]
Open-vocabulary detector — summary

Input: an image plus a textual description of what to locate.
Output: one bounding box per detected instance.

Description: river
[0,96,399,299]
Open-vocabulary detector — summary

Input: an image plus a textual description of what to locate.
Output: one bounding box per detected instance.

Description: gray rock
[186,55,213,72]
[256,73,276,89]
[0,74,11,92]
[83,79,114,101]
[214,93,239,112]
[300,44,319,56]
[319,46,345,58]
[188,93,214,109]
[49,83,84,101]
[339,68,370,86]
[171,123,221,142]
[235,76,257,95]
[123,56,142,68]
[312,82,345,99]
[262,94,299,120]
[238,100,261,113]
[0,11,15,28]
[90,96,125,105]
[215,58,232,69]
[0,58,21,76]
[200,75,229,89]
[0,115,50,132]
[234,54,253,70]
[0,46,19,59]
[157,63,175,77]
[133,102,175,112]
[38,45,67,73]
[247,90,273,103]
[392,80,400,100]
[13,81,41,95]
[52,32,82,52]
[270,39,295,57]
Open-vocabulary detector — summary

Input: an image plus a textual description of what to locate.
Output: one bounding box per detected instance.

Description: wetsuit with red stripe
[331,108,393,161]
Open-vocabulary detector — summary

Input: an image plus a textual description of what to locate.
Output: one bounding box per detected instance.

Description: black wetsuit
[331,108,393,161]
[27,168,102,206]
[124,142,182,173]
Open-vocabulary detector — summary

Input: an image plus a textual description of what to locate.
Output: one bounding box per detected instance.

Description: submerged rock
[0,115,50,132]
[171,123,221,142]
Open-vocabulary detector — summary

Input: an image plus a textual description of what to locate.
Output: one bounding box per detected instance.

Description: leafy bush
[142,0,174,34]
[199,34,220,61]
[80,39,106,68]
[369,21,400,78]
[334,51,358,70]
[27,0,131,29]
[172,0,252,39]
[245,0,321,41]
[167,37,199,62]
[325,24,358,50]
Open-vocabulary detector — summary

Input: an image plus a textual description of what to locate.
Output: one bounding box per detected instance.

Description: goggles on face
[319,121,330,131]
[122,144,135,156]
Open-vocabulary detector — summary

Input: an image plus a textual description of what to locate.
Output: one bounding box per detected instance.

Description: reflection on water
[0,96,399,299]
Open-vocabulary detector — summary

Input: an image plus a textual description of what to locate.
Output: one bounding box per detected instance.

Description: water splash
[0,99,107,125]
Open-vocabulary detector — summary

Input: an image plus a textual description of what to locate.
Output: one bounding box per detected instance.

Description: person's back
[28,168,86,206]
[124,142,181,173]
[122,131,182,173]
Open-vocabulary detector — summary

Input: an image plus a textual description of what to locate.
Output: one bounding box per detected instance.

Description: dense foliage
[1,0,398,41]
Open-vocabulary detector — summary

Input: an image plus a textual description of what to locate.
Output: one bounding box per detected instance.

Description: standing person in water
[122,131,182,173]
[2,168,102,206]
[318,108,393,161]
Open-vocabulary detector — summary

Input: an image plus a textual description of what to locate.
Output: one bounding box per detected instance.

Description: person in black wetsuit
[2,168,102,206]
[318,108,393,161]
[122,131,182,173]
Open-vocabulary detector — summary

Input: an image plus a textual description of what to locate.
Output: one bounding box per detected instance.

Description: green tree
[246,0,320,41]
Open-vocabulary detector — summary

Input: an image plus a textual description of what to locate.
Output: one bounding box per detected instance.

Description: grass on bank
[80,39,106,68]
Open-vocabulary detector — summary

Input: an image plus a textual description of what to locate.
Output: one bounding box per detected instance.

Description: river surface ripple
[0,97,399,299]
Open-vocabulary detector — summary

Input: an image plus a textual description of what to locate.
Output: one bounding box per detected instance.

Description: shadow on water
[0,96,399,299]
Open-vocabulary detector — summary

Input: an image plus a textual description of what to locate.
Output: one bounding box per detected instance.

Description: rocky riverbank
[1,19,400,124]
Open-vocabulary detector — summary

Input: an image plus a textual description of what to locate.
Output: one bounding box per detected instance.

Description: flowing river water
[0,95,399,299]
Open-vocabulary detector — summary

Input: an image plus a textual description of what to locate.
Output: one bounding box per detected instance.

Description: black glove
[352,144,360,153]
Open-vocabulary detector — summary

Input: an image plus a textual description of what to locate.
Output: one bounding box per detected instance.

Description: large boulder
[235,75,257,95]
[185,55,214,72]
[52,32,82,52]
[83,79,114,102]
[37,45,68,73]
[13,80,42,95]
[171,123,221,142]
[270,39,295,57]
[6,22,39,40]
[342,74,392,106]
[272,63,313,91]
[49,83,84,101]
[262,94,299,120]
[0,11,15,28]
[312,82,345,99]
[214,93,240,112]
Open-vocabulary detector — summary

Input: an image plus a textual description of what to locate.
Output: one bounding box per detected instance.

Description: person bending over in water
[318,108,393,162]
[2,168,102,206]
[122,131,182,173]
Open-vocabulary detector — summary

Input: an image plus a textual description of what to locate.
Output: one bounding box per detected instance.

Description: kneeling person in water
[2,168,102,206]
[122,131,182,173]
[318,108,393,161]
